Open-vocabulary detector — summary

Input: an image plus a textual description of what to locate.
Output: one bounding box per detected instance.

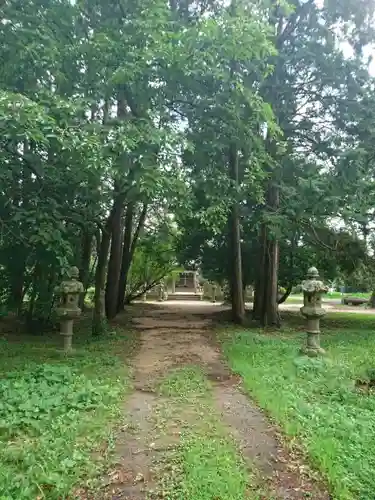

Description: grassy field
[325,292,370,299]
[222,312,375,500]
[0,320,132,499]
[286,292,371,303]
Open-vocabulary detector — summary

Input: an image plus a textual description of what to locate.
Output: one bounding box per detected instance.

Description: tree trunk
[9,143,28,315]
[260,182,280,327]
[9,259,25,314]
[261,236,279,326]
[253,224,267,320]
[277,239,296,305]
[105,197,124,320]
[228,144,245,324]
[278,283,293,304]
[79,230,92,309]
[27,264,40,325]
[103,87,132,320]
[117,202,134,313]
[117,202,148,312]
[92,225,111,336]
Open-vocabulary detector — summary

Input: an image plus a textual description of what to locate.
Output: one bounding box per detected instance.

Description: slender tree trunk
[27,264,40,325]
[117,202,148,311]
[9,260,25,314]
[253,224,267,319]
[262,236,279,326]
[105,196,124,320]
[9,142,27,315]
[91,98,113,335]
[104,87,129,320]
[278,283,292,304]
[228,144,245,324]
[79,230,92,309]
[260,182,280,327]
[117,202,134,312]
[277,237,296,305]
[92,225,111,335]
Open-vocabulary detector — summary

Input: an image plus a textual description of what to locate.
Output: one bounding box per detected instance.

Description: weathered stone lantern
[300,267,328,356]
[158,280,167,302]
[141,285,147,302]
[55,266,84,352]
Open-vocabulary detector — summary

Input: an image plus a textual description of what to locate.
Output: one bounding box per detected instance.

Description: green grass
[284,295,304,303]
[287,292,371,303]
[0,323,132,499]
[221,312,375,500]
[154,366,260,500]
[157,365,211,398]
[326,292,370,299]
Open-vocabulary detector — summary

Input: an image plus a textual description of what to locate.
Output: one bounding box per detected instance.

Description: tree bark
[278,283,293,304]
[92,98,113,335]
[117,202,134,312]
[92,224,111,336]
[228,143,245,324]
[27,263,40,325]
[79,230,92,309]
[262,235,279,326]
[117,202,148,312]
[277,236,296,305]
[105,195,124,320]
[260,182,280,327]
[103,87,129,320]
[8,259,25,314]
[253,224,267,320]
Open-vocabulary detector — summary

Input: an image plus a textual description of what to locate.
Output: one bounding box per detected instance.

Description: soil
[98,302,330,499]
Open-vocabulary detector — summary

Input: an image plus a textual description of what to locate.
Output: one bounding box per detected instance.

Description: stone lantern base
[300,332,326,357]
[300,316,326,357]
[56,307,81,353]
[299,267,328,357]
[60,319,74,352]
[54,266,84,353]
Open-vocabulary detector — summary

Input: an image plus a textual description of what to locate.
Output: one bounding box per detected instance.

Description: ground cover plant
[222,312,375,500]
[0,327,131,499]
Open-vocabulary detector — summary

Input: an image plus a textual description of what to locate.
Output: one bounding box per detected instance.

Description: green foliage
[176,0,375,306]
[222,314,375,499]
[171,435,250,500]
[158,366,211,398]
[126,226,178,300]
[0,334,130,499]
[2,0,375,329]
[0,364,113,437]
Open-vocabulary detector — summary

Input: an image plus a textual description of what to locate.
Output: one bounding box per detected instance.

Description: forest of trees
[2,0,375,332]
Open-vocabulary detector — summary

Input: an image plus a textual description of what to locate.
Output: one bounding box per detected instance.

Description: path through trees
[99,303,329,499]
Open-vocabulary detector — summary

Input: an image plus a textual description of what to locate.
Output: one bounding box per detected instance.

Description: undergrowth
[221,313,375,500]
[0,328,132,499]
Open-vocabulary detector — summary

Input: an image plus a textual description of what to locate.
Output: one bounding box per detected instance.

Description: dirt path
[101,303,330,499]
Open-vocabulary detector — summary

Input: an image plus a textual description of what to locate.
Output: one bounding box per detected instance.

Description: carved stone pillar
[300,267,328,357]
[55,266,84,352]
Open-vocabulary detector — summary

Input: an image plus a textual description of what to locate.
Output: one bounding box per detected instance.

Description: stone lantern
[211,283,217,303]
[158,280,167,301]
[55,266,84,352]
[141,285,147,302]
[300,267,328,356]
